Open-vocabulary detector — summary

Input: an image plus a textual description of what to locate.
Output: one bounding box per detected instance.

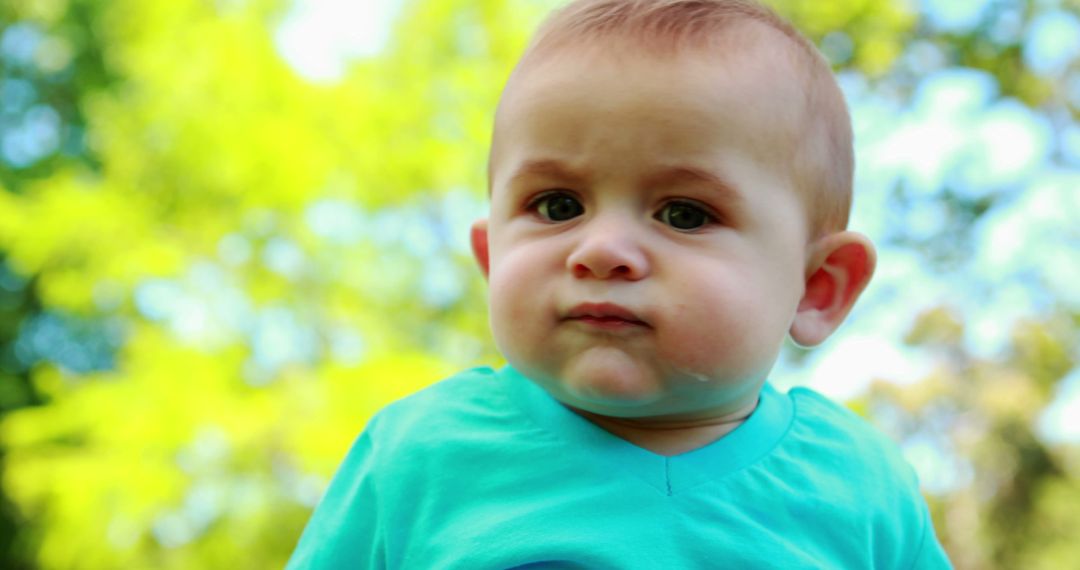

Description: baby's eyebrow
[508,160,744,206]
[644,165,744,205]
[510,159,590,184]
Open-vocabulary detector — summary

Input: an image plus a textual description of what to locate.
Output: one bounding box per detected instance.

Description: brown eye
[534,192,584,222]
[657,201,713,230]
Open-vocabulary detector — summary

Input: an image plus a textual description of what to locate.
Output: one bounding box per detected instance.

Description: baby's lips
[565,301,650,326]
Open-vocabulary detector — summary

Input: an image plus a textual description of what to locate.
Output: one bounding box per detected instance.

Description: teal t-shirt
[288,366,952,569]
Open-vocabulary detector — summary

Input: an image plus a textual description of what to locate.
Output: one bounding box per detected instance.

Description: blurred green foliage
[0,0,1077,568]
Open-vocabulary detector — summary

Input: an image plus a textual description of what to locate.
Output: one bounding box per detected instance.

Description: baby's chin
[526,347,672,411]
[514,348,763,419]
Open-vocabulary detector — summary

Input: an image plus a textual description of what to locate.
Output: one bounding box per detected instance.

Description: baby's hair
[506,0,853,235]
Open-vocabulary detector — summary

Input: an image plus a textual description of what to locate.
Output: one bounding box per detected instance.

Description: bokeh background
[0,0,1077,568]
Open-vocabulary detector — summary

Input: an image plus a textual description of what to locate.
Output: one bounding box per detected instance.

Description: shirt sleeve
[907,503,953,570]
[286,427,386,570]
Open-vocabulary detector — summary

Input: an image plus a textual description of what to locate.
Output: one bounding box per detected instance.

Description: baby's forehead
[525,0,811,63]
[520,19,806,83]
[496,29,811,160]
[504,22,813,136]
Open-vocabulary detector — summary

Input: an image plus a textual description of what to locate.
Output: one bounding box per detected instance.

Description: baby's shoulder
[787,387,896,443]
[363,366,516,453]
[777,387,939,561]
[783,386,918,488]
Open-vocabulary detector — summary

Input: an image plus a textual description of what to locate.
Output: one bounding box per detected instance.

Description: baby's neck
[569,400,758,457]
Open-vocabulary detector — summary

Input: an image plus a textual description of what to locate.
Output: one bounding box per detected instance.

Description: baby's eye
[531,192,584,222]
[656,200,715,231]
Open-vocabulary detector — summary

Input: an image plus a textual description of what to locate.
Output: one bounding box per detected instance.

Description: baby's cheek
[662,286,764,372]
[488,286,520,344]
[489,273,547,357]
[663,326,746,375]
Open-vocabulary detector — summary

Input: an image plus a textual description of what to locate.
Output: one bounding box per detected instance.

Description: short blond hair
[499,0,853,235]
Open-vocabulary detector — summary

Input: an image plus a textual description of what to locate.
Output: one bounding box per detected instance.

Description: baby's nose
[566,222,650,280]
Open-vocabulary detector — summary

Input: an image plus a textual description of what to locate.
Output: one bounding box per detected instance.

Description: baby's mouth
[564,302,650,329]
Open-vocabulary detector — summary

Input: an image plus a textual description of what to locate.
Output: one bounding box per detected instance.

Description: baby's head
[471,0,876,422]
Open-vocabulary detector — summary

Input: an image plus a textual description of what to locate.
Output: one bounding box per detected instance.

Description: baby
[289,0,952,567]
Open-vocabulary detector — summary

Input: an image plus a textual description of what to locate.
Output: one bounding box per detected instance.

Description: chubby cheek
[486,256,550,358]
[658,279,784,381]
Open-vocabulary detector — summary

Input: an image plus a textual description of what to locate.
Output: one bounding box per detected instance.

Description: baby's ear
[470,219,491,279]
[790,231,876,347]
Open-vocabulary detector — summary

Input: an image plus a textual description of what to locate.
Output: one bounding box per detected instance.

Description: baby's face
[477,41,814,420]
